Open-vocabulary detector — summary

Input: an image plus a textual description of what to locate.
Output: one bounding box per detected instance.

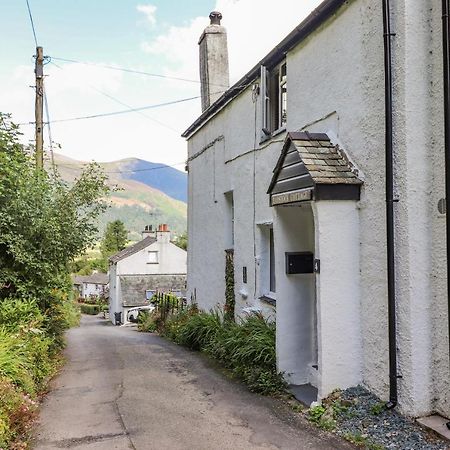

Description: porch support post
[313,200,362,399]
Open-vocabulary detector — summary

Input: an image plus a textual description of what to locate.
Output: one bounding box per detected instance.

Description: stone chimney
[142,225,155,240]
[156,224,170,243]
[199,11,230,112]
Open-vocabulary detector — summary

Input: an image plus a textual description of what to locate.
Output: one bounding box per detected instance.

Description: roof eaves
[181,0,348,139]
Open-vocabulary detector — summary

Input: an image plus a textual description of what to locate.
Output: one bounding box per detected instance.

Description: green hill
[52,154,187,241]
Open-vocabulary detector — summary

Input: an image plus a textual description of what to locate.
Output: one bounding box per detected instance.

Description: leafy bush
[79,303,100,315]
[150,306,286,395]
[0,378,37,449]
[0,298,43,332]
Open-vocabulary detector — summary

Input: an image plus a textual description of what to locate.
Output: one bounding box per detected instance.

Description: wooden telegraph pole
[34,46,44,169]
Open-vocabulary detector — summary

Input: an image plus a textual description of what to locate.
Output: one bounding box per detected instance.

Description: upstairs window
[148,251,159,264]
[261,62,287,138]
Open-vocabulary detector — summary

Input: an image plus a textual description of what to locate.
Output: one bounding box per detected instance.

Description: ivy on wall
[224,249,235,321]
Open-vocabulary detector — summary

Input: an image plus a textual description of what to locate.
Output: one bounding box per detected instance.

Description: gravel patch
[332,386,449,450]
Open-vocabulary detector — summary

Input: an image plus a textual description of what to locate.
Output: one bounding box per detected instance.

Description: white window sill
[259,293,276,307]
[259,126,286,145]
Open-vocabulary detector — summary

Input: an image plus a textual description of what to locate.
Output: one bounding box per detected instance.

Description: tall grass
[154,307,286,395]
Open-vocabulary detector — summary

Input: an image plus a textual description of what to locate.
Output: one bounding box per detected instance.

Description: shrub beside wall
[139,306,285,395]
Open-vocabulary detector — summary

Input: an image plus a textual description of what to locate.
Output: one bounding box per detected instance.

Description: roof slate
[268,132,362,195]
[290,132,360,185]
[72,273,108,285]
[109,236,157,264]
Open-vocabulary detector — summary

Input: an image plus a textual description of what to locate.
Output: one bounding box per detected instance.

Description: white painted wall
[109,234,187,324]
[274,204,317,386]
[313,201,362,399]
[186,0,449,417]
[81,283,106,299]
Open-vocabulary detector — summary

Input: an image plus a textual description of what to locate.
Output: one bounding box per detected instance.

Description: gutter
[182,0,348,139]
[382,0,398,409]
[442,0,450,428]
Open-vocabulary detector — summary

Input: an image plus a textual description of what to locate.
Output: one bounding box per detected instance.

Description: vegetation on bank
[139,305,285,395]
[0,113,110,448]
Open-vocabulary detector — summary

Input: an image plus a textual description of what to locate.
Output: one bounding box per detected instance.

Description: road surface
[33,315,354,450]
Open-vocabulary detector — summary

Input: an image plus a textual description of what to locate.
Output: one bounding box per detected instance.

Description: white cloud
[3,1,326,167]
[137,4,157,26]
[141,0,324,83]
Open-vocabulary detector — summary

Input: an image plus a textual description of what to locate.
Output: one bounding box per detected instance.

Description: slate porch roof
[109,236,156,264]
[268,132,363,200]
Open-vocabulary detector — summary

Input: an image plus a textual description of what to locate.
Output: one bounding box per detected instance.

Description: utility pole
[34,46,44,169]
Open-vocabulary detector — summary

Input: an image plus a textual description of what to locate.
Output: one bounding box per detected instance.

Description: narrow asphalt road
[33,315,354,450]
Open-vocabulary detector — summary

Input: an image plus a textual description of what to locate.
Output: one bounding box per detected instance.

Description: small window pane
[148,251,159,263]
[269,228,276,292]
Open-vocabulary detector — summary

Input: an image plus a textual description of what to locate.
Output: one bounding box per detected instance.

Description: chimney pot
[209,11,222,25]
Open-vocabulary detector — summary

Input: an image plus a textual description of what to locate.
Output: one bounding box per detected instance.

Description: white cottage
[73,273,108,300]
[109,224,187,324]
[183,1,450,420]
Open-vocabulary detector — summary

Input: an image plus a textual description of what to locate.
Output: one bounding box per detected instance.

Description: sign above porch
[267,132,363,206]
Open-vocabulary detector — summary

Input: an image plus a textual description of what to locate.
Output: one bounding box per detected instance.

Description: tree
[173,232,187,251]
[0,112,111,306]
[100,220,128,258]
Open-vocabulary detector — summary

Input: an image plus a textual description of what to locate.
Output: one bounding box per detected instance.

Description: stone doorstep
[417,414,450,441]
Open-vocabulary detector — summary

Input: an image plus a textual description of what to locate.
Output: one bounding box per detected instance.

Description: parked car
[126,305,155,323]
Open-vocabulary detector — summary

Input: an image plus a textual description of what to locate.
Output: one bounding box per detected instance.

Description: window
[148,251,159,264]
[224,191,234,249]
[269,228,276,293]
[258,224,276,303]
[261,62,287,137]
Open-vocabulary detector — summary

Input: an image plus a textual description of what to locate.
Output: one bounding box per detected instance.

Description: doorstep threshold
[417,414,450,441]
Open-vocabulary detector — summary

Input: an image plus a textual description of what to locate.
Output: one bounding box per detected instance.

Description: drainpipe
[442,0,450,429]
[382,0,398,409]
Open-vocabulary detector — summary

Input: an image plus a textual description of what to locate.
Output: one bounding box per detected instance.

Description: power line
[25,0,38,46]
[49,60,180,134]
[43,87,56,171]
[57,161,186,174]
[18,95,202,125]
[50,56,229,88]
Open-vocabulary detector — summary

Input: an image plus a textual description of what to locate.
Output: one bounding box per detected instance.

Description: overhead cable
[18,95,202,125]
[25,0,38,46]
[49,60,180,133]
[49,56,229,88]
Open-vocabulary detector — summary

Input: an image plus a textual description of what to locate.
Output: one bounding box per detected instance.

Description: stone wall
[119,274,187,307]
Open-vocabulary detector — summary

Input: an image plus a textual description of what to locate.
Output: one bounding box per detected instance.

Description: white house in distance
[73,273,108,300]
[183,2,450,421]
[109,224,187,324]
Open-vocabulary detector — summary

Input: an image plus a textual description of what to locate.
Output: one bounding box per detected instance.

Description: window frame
[261,61,287,140]
[147,251,159,264]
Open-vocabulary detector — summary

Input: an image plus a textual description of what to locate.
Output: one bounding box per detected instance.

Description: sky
[0,0,323,167]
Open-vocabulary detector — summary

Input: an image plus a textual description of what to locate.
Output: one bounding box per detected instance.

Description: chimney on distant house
[142,225,156,240]
[199,11,230,112]
[156,223,170,243]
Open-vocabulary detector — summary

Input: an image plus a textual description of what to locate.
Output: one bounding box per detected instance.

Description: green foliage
[100,220,128,258]
[0,113,105,449]
[155,307,286,395]
[370,401,386,416]
[70,256,107,275]
[138,310,160,333]
[79,303,100,315]
[308,405,326,423]
[0,113,111,305]
[224,250,235,321]
[0,378,38,448]
[0,298,44,332]
[173,232,187,251]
